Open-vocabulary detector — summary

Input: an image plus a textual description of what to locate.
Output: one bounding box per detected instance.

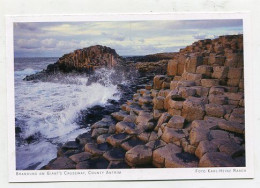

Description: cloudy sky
[14,19,243,57]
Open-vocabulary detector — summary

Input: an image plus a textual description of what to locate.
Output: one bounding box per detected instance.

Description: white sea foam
[15,68,39,79]
[15,66,121,169]
[16,141,57,170]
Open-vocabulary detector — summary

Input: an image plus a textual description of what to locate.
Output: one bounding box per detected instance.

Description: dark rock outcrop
[51,45,123,72]
[24,45,124,80]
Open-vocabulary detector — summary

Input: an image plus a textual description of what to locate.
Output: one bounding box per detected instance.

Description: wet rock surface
[45,34,245,169]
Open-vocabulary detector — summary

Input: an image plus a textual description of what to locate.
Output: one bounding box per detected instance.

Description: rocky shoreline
[38,34,244,169]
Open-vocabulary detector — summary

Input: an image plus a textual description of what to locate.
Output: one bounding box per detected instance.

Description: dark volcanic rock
[47,45,123,73]
[24,45,124,81]
[124,52,176,63]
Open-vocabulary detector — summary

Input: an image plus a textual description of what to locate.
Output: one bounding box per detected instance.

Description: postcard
[6,13,254,182]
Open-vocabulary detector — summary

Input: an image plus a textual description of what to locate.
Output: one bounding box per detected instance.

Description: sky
[13,19,243,57]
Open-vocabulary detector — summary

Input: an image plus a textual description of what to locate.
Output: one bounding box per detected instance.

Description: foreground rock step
[45,34,244,169]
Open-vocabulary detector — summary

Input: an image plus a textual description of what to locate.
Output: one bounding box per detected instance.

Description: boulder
[168,108,182,116]
[168,99,183,110]
[69,152,92,163]
[153,96,165,110]
[209,86,226,95]
[209,94,228,105]
[137,132,151,142]
[135,111,153,125]
[205,103,225,118]
[103,148,126,161]
[125,145,153,166]
[115,121,137,135]
[166,115,185,129]
[178,87,196,98]
[195,140,218,159]
[76,132,93,145]
[111,111,128,121]
[185,55,203,73]
[219,142,244,157]
[106,133,132,147]
[191,119,218,130]
[191,86,209,97]
[145,140,166,150]
[182,98,205,122]
[170,81,196,90]
[199,152,238,167]
[212,66,229,79]
[196,65,213,77]
[165,152,199,168]
[152,143,182,167]
[167,59,178,76]
[123,115,137,123]
[201,79,219,88]
[161,127,185,145]
[84,143,111,156]
[182,72,202,82]
[189,127,209,147]
[164,89,181,109]
[91,120,110,129]
[218,120,244,134]
[229,112,244,124]
[177,58,186,75]
[96,134,111,144]
[121,137,145,151]
[155,112,171,131]
[91,128,109,138]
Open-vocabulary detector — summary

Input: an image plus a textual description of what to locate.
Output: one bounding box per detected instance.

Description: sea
[14,57,124,170]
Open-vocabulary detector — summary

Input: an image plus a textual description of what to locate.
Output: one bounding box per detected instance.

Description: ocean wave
[15,68,39,78]
[15,68,123,169]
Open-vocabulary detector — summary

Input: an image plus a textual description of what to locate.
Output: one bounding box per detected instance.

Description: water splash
[15,67,124,169]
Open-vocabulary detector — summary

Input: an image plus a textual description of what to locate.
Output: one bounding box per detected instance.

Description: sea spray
[15,58,128,170]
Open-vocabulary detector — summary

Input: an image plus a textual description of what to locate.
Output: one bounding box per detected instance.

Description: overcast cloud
[14,20,243,57]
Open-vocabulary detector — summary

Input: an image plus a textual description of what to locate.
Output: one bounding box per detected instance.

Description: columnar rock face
[48,45,123,73]
[44,34,245,169]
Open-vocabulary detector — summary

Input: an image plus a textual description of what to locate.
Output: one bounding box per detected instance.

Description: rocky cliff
[24,45,124,80]
[44,34,245,169]
[50,45,123,72]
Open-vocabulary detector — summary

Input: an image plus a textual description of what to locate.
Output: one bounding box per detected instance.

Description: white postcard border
[6,13,254,182]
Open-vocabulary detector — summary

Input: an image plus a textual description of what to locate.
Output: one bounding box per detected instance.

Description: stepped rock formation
[44,34,245,169]
[50,45,123,72]
[24,45,124,81]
